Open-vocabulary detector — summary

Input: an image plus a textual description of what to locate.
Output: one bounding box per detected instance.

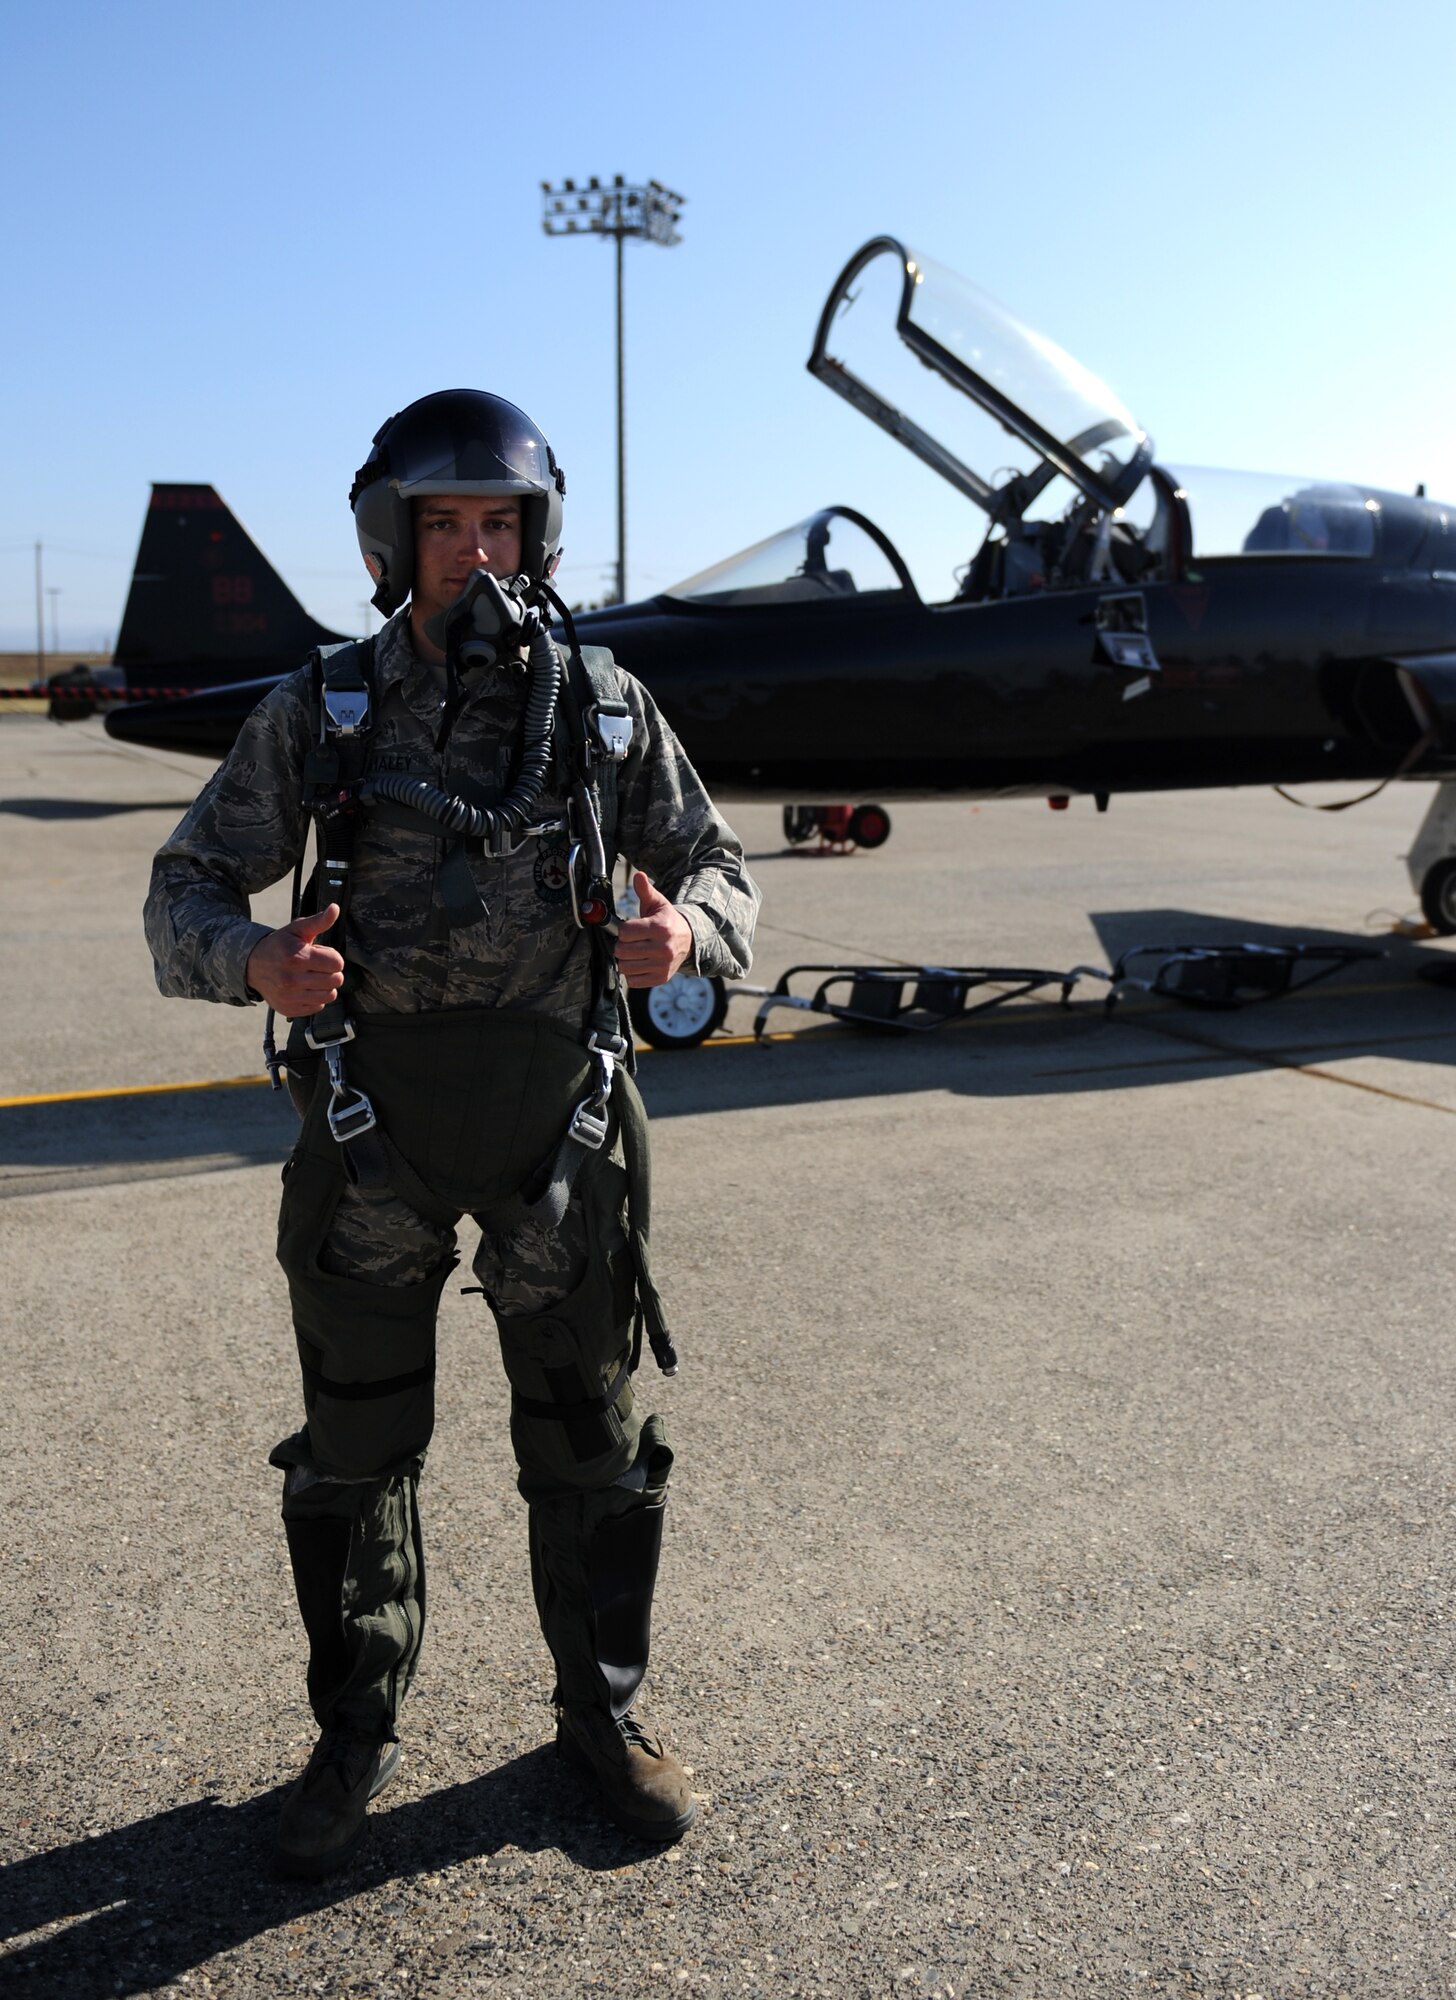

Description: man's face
[411,493,524,629]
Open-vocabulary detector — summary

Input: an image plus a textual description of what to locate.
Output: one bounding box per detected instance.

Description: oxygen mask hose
[361,595,560,849]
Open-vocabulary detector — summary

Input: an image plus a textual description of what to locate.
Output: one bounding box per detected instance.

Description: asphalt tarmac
[2,711,1454,1999]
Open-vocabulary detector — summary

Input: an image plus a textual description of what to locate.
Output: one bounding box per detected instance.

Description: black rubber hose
[360,771,497,836]
[359,630,561,844]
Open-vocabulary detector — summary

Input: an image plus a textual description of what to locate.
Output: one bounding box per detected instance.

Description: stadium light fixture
[541,176,685,603]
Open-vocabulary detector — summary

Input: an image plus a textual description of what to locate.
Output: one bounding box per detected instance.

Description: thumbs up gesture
[615,871,693,988]
[245,903,346,1017]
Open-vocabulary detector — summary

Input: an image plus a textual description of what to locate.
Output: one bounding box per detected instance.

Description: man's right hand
[245,904,345,1017]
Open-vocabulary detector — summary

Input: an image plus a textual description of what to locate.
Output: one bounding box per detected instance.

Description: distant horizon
[4,448,1448,660]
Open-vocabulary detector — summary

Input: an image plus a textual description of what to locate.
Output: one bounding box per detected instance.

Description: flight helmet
[350,389,566,614]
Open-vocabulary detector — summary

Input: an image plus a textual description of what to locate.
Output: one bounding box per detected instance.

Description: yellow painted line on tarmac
[0,1035,795,1107]
[0,1074,271,1110]
[693,1030,794,1048]
[0,964,1441,1106]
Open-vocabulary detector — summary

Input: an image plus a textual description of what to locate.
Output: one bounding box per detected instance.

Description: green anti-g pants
[272,1007,673,1742]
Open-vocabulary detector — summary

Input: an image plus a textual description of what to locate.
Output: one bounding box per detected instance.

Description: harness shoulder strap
[557,641,635,1056]
[575,645,624,867]
[296,636,377,1048]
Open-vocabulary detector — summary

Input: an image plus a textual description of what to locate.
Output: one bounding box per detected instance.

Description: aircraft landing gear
[1406,781,1456,933]
[782,803,892,852]
[1420,859,1456,934]
[627,974,728,1050]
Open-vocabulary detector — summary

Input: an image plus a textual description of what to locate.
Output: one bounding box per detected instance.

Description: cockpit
[814,238,1398,593]
[806,235,1167,602]
[664,238,1389,613]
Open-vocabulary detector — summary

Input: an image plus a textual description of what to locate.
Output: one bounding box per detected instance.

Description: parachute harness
[261,584,677,1377]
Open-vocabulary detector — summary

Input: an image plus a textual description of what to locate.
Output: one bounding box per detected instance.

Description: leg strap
[510,1358,631,1424]
[610,1070,677,1375]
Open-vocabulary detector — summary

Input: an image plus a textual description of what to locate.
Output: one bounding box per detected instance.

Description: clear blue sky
[4,0,1454,652]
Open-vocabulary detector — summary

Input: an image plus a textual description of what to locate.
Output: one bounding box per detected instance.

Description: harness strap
[471,1122,596,1236]
[342,1121,460,1228]
[437,843,489,929]
[509,1358,631,1422]
[332,1062,676,1377]
[611,1067,677,1375]
[343,1054,610,1237]
[298,1355,437,1402]
[301,637,376,1052]
[562,644,639,1070]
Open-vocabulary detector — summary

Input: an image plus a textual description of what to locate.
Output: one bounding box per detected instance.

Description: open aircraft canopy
[809,236,1154,525]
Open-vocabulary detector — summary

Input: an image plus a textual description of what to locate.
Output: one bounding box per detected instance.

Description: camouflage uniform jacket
[145,611,759,1033]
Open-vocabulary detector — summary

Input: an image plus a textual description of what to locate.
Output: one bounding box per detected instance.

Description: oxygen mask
[426,568,546,676]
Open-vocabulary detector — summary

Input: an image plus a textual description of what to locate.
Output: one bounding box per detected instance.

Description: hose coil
[358,632,561,847]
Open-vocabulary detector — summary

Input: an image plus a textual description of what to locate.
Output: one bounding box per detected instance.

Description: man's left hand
[615,871,693,988]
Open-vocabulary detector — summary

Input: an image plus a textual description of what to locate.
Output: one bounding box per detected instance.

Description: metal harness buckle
[327,1088,378,1144]
[322,1040,377,1143]
[587,1029,630,1064]
[485,814,564,859]
[567,1030,624,1153]
[322,687,371,739]
[590,700,633,763]
[305,1015,356,1052]
[567,1096,610,1151]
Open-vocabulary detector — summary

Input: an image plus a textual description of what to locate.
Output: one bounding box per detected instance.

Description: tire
[848,803,892,849]
[1420,858,1456,934]
[628,973,728,1050]
[782,806,819,845]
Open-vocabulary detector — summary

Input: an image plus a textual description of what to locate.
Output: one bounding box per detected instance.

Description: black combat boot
[556,1703,696,1841]
[274,1726,401,1879]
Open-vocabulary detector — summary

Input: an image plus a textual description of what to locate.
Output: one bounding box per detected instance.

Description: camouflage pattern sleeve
[610,667,760,981]
[143,670,314,1005]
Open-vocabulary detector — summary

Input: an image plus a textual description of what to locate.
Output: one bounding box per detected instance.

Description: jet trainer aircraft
[102,236,1456,926]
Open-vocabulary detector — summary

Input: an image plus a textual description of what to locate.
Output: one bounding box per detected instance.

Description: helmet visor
[382,392,554,497]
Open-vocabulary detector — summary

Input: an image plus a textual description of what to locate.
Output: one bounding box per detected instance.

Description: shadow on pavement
[638,908,1456,1119]
[3,912,1453,1190]
[0,1085,297,1194]
[1082,907,1445,968]
[1,1748,651,1996]
[0,798,196,820]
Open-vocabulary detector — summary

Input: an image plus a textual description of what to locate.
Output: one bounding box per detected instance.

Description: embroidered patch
[534,837,572,904]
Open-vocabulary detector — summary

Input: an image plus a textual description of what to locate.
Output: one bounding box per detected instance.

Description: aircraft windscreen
[1167,466,1378,560]
[903,252,1146,496]
[666,511,913,606]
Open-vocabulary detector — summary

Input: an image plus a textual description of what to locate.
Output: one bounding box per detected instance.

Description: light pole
[541,175,684,604]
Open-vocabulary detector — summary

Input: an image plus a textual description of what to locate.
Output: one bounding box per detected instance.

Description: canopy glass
[666,508,917,605]
[809,236,1152,520]
[1165,466,1378,560]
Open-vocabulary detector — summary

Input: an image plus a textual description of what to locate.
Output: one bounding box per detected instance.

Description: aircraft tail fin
[114,483,349,687]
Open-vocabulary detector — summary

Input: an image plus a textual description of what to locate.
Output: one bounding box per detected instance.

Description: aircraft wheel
[1420,858,1456,934]
[849,803,892,849]
[783,806,819,845]
[628,973,728,1050]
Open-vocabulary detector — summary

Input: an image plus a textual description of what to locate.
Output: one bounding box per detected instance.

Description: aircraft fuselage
[567,541,1456,804]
